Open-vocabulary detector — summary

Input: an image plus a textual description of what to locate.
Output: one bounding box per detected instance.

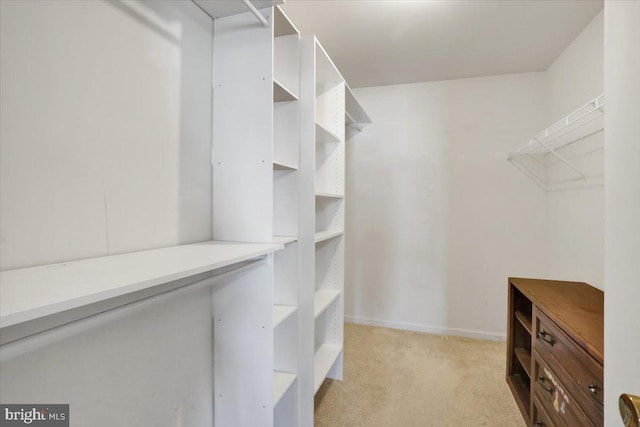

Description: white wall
[346,72,548,339]
[604,1,640,424]
[0,281,215,427]
[545,11,604,289]
[0,2,216,425]
[0,0,213,271]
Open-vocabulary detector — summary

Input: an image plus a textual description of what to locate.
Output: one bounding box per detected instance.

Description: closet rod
[242,0,269,27]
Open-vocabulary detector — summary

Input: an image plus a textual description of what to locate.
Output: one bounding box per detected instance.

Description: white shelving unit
[273,371,298,406]
[314,230,344,244]
[0,4,371,427]
[314,289,341,319]
[508,94,605,191]
[313,344,343,394]
[194,0,282,19]
[0,241,282,344]
[212,6,301,426]
[300,37,347,409]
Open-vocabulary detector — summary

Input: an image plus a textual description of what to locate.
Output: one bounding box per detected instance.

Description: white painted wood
[194,0,281,19]
[273,305,297,328]
[314,290,340,319]
[273,161,298,171]
[0,0,213,270]
[273,236,298,245]
[274,79,298,102]
[316,85,342,139]
[0,280,216,427]
[273,371,297,406]
[274,6,299,38]
[297,35,319,427]
[316,121,341,144]
[313,344,342,394]
[604,3,640,423]
[345,83,372,125]
[273,383,298,427]
[315,41,344,86]
[314,230,344,244]
[316,197,344,233]
[274,241,299,306]
[274,308,298,376]
[213,256,274,427]
[0,241,281,329]
[274,170,299,238]
[315,192,344,199]
[213,9,274,243]
[274,100,300,170]
[274,35,300,99]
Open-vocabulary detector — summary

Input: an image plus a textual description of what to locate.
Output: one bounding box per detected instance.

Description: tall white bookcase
[211,7,370,427]
[300,37,346,403]
[212,6,302,427]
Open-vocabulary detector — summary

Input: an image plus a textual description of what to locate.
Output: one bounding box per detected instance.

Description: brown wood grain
[509,277,604,365]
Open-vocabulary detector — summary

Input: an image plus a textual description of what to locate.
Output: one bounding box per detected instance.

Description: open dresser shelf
[506,277,604,427]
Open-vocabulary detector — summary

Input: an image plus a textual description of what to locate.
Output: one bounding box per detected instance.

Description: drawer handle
[589,383,600,395]
[538,376,555,394]
[538,330,555,345]
[535,423,545,427]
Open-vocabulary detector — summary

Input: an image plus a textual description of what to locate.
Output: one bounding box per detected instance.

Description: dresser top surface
[509,277,604,364]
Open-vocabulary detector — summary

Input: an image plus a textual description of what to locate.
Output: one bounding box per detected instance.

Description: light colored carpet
[314,323,525,427]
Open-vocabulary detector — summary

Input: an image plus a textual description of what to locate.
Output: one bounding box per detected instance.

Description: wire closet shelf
[508,94,604,191]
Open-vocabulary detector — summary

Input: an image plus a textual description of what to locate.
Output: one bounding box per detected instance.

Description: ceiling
[280,0,603,88]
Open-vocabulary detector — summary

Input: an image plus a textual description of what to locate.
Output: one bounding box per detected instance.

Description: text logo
[0,405,68,426]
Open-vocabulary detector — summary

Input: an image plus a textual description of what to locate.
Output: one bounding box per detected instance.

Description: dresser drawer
[533,393,562,427]
[535,309,604,409]
[533,351,596,427]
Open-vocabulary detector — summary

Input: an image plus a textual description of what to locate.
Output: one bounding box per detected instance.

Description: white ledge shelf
[511,94,604,156]
[274,5,299,38]
[345,84,372,131]
[314,230,344,244]
[274,79,298,103]
[508,94,605,189]
[273,371,297,406]
[315,192,344,199]
[272,236,298,245]
[314,290,340,319]
[316,122,341,144]
[273,304,297,328]
[0,241,283,331]
[314,344,342,394]
[273,161,298,171]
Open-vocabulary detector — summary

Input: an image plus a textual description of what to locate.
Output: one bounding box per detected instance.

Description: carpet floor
[314,323,525,427]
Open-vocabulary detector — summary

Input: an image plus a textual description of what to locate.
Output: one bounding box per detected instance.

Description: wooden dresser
[506,277,604,427]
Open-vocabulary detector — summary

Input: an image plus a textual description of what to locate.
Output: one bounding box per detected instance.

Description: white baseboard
[344,315,506,342]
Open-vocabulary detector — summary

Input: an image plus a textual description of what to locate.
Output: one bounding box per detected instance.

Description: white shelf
[314,230,344,244]
[0,241,283,329]
[314,290,340,319]
[274,6,299,38]
[273,236,298,245]
[273,371,297,406]
[273,304,297,328]
[508,94,605,188]
[315,122,341,144]
[315,192,344,199]
[273,161,298,171]
[274,79,298,103]
[314,344,343,394]
[345,84,371,128]
[193,0,281,19]
[511,94,604,155]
